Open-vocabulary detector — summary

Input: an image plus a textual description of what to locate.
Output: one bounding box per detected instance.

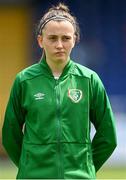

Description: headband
[39,15,75,34]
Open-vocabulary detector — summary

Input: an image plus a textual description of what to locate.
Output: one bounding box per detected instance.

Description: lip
[56,51,65,53]
[55,52,65,55]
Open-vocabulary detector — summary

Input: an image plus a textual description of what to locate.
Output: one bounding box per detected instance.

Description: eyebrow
[48,34,71,37]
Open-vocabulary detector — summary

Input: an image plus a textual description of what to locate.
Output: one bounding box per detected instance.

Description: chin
[55,57,66,63]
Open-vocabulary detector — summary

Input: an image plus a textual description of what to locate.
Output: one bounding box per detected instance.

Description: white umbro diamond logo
[34,93,45,100]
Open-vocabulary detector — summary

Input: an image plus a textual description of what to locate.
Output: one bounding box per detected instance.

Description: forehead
[43,20,75,35]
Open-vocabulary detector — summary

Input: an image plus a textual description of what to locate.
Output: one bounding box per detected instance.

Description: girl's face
[37,20,76,64]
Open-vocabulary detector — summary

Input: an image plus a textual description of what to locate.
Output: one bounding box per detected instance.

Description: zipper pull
[54,76,59,85]
[55,79,59,86]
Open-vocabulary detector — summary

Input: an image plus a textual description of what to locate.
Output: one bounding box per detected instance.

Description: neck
[46,58,69,77]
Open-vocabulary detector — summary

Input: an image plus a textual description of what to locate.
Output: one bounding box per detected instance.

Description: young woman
[2,3,117,179]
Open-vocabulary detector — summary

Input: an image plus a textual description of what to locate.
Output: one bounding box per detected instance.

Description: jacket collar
[39,57,74,79]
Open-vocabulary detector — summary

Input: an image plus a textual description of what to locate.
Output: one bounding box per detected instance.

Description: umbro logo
[34,93,45,100]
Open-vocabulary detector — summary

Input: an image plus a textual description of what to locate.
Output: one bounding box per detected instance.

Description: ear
[37,35,43,48]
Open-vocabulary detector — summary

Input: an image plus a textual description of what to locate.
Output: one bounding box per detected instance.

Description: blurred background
[0,0,126,179]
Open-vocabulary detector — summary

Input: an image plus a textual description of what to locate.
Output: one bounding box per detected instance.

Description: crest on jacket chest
[68,89,83,103]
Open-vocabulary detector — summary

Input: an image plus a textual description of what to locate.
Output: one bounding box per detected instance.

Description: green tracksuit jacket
[2,58,117,179]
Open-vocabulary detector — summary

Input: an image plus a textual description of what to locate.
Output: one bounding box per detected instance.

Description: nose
[56,40,63,49]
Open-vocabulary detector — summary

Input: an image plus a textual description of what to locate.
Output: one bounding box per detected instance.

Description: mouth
[55,52,65,56]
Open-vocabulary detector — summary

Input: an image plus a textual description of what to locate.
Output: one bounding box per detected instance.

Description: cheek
[66,43,75,51]
[43,44,54,55]
[42,43,51,51]
[67,38,75,49]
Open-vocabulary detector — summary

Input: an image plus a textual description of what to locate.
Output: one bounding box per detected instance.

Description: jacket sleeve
[2,74,25,167]
[90,72,117,172]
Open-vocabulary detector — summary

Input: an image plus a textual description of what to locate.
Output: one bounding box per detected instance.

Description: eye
[62,36,71,41]
[48,36,57,42]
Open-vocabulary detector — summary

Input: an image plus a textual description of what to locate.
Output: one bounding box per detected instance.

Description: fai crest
[68,89,83,103]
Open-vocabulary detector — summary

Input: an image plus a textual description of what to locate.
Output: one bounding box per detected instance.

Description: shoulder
[72,61,104,88]
[72,61,98,79]
[15,62,43,83]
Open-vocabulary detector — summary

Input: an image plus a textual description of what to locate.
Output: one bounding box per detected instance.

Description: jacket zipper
[55,79,63,178]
